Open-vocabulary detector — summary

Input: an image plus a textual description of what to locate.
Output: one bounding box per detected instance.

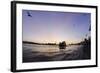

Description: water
[23,43,86,62]
[23,44,60,52]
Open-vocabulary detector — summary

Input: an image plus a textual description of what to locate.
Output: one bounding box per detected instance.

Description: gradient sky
[22,10,91,44]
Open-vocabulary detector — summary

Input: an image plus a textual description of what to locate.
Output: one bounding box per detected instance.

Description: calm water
[23,43,86,62]
[23,44,59,52]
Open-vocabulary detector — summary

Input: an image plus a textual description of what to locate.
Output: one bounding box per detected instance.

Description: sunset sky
[22,10,91,44]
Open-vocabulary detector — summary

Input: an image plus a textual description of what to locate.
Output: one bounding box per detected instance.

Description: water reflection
[23,43,85,62]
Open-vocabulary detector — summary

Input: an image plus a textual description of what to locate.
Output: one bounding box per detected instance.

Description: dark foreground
[23,44,91,63]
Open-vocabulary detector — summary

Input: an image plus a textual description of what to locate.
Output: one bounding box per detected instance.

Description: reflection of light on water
[43,52,59,57]
[42,45,83,57]
[42,51,65,57]
[47,49,60,52]
[29,44,60,52]
[23,44,84,62]
[23,44,82,57]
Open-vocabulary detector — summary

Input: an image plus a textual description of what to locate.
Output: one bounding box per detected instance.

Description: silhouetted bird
[27,11,32,17]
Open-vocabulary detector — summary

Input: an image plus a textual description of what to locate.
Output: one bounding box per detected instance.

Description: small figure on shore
[59,41,66,50]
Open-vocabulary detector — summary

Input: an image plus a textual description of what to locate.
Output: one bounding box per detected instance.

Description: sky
[22,10,91,44]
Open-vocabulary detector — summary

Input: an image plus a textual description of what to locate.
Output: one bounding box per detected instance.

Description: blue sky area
[22,10,91,44]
